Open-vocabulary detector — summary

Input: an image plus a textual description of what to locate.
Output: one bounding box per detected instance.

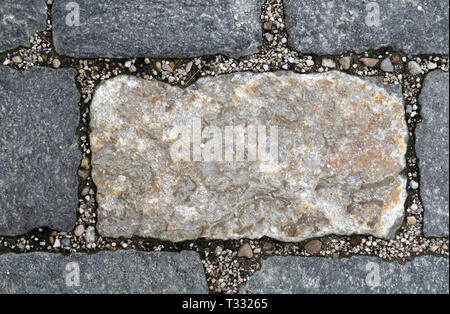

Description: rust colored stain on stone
[90,71,407,242]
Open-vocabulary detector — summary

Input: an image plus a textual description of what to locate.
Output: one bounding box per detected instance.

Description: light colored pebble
[322,58,336,68]
[360,58,379,67]
[408,61,422,75]
[381,58,394,72]
[85,226,96,243]
[74,225,85,237]
[238,243,254,259]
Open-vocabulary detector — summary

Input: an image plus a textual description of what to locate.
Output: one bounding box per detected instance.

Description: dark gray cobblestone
[0,0,47,52]
[417,70,449,237]
[0,66,80,235]
[52,0,265,59]
[284,0,449,55]
[240,256,449,294]
[0,250,208,294]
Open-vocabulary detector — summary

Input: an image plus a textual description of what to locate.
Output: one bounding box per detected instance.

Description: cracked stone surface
[0,66,80,235]
[417,71,449,237]
[0,0,47,51]
[90,71,408,242]
[284,0,450,55]
[240,256,449,294]
[0,251,208,294]
[52,0,264,59]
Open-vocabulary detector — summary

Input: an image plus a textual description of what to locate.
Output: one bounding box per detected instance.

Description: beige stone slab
[90,71,408,242]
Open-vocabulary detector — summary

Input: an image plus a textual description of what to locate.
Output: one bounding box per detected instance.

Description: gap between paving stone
[0,0,448,294]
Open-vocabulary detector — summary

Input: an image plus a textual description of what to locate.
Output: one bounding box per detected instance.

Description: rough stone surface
[0,0,47,51]
[90,71,408,242]
[0,251,208,294]
[0,66,80,235]
[284,0,449,55]
[240,256,449,294]
[416,71,449,237]
[52,0,264,59]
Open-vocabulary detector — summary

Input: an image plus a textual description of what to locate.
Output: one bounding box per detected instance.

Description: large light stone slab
[0,0,47,51]
[52,0,264,59]
[0,66,80,235]
[240,256,449,294]
[284,0,449,55]
[417,71,449,237]
[90,71,408,242]
[0,251,208,294]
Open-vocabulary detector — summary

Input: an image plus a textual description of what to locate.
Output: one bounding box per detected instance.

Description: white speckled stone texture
[90,71,408,242]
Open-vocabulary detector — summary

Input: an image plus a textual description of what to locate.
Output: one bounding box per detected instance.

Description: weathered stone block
[240,256,449,294]
[0,0,47,51]
[284,0,449,55]
[416,71,449,237]
[52,0,264,58]
[90,72,408,242]
[0,66,80,235]
[0,251,208,294]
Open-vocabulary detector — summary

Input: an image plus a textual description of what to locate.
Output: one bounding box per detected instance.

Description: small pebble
[85,226,96,243]
[238,243,254,259]
[407,216,417,225]
[52,59,61,69]
[12,56,22,63]
[162,63,173,72]
[80,157,89,170]
[322,58,336,68]
[53,238,61,248]
[305,59,315,67]
[427,62,438,70]
[410,180,419,189]
[408,61,422,75]
[305,240,322,254]
[263,22,273,31]
[185,61,193,73]
[74,225,85,237]
[360,58,379,68]
[339,57,351,70]
[264,33,274,42]
[380,58,394,72]
[62,238,71,248]
[429,245,440,253]
[215,246,223,256]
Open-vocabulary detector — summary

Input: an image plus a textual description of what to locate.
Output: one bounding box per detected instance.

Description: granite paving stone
[284,0,449,55]
[52,0,265,59]
[416,70,449,237]
[0,0,47,52]
[0,251,208,294]
[0,66,80,235]
[90,71,408,242]
[240,256,449,294]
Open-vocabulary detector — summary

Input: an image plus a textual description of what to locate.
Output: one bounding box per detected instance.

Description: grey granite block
[0,251,208,294]
[52,0,264,59]
[284,0,449,55]
[0,0,47,51]
[416,71,449,237]
[241,256,449,294]
[0,66,80,235]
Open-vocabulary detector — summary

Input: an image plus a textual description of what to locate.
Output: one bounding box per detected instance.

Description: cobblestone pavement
[0,0,448,294]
